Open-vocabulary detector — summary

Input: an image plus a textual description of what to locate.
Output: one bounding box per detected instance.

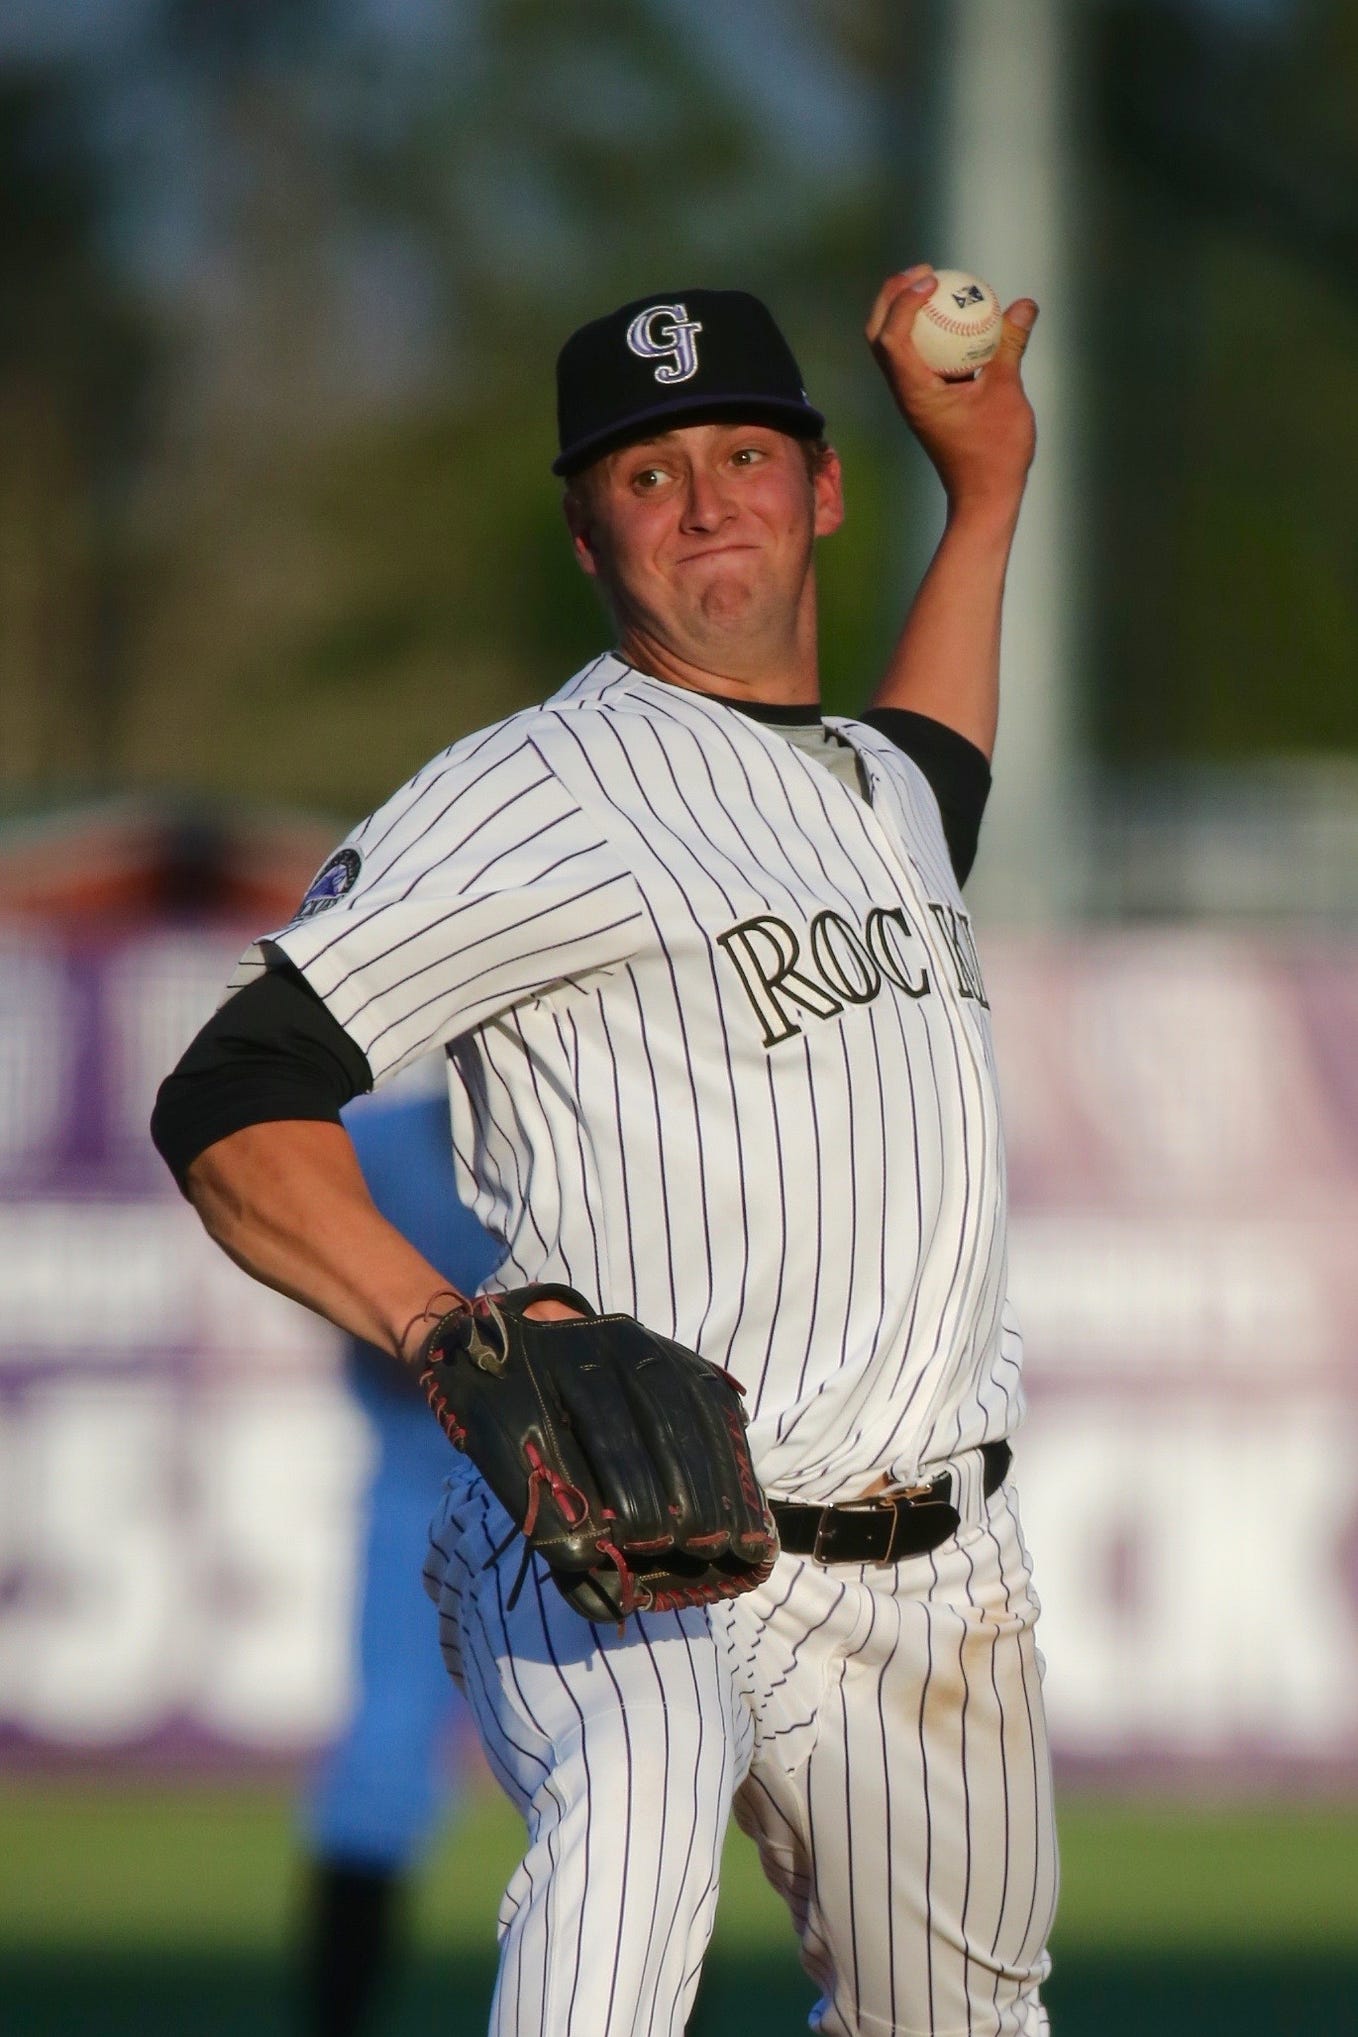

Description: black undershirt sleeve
[860,709,992,886]
[150,960,373,1191]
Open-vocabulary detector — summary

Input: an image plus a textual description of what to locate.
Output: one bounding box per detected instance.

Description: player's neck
[615,618,821,711]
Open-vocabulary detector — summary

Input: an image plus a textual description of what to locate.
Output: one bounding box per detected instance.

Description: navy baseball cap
[552,289,826,477]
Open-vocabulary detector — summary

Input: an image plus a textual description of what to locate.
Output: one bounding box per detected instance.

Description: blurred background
[1,1,1355,2033]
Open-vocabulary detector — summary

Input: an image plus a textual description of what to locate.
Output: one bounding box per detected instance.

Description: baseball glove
[417,1285,778,1624]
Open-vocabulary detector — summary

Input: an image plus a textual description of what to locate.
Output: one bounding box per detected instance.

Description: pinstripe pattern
[243,653,1056,2032]
[424,1465,1055,2036]
[238,657,1023,1502]
[727,1480,1056,2037]
[424,1468,752,2037]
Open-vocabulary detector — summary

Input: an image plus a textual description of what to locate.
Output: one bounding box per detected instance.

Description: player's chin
[690,565,770,624]
[694,592,768,639]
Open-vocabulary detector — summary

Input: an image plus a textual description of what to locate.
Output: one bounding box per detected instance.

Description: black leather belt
[770,1440,1011,1566]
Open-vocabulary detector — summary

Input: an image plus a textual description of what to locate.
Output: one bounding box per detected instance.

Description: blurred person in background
[297,1072,498,2037]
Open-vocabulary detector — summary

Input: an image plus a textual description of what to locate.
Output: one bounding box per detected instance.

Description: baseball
[911,269,1003,379]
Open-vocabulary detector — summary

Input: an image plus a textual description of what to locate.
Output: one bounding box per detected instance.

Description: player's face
[565,422,844,682]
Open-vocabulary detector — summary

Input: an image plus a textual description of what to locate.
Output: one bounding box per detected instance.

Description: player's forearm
[867,493,1022,760]
[183,1119,460,1360]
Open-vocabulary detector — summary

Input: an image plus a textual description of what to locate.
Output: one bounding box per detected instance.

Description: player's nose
[679,464,737,531]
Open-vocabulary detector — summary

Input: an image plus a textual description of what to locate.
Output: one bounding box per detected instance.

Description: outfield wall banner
[985,935,1358,1787]
[0,924,1355,1784]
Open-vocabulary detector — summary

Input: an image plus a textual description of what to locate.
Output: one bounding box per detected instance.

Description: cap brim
[552,394,827,477]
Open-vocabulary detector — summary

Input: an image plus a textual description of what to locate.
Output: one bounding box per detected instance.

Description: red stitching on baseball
[922,305,999,337]
[924,307,997,336]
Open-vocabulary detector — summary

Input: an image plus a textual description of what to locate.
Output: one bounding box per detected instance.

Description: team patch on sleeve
[296,846,362,920]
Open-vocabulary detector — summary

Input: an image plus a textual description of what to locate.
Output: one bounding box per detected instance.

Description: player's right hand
[866,266,1038,516]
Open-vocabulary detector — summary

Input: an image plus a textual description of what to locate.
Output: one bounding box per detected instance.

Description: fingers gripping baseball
[993,299,1039,375]
[865,266,944,398]
[868,264,1038,505]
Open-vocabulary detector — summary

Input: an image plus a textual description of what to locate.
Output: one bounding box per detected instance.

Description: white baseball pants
[423,1460,1057,2037]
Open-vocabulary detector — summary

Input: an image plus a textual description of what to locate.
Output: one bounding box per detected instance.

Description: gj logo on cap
[625,302,704,385]
[552,287,823,475]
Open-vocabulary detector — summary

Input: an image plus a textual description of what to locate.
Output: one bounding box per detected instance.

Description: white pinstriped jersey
[234,653,1024,1503]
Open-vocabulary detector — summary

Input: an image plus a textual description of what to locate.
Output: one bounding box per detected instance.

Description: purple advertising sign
[0,924,363,1769]
[986,933,1358,1789]
[1,923,1355,1784]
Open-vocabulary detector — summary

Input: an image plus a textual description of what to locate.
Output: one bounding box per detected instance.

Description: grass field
[4,1780,1356,2034]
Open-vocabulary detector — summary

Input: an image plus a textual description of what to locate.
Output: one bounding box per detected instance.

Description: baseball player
[153,266,1056,2036]
[298,1072,499,2037]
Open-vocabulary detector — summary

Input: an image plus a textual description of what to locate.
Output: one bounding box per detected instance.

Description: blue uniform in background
[304,1083,500,1870]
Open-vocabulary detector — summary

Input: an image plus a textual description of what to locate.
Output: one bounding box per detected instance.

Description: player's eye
[730,445,765,467]
[630,465,669,492]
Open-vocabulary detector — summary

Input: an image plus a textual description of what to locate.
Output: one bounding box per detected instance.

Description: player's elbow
[173,1130,246,1247]
[149,1072,253,1213]
[147,1048,307,1202]
[172,1122,280,1251]
[150,967,372,1196]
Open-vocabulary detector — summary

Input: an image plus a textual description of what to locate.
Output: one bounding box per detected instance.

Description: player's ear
[812,446,845,539]
[562,488,603,580]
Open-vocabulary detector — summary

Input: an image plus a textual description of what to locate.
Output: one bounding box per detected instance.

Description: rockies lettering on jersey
[716,905,932,1049]
[929,901,990,1006]
[231,654,1022,1502]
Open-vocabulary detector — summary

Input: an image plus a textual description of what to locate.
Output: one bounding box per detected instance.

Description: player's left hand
[866,266,1038,515]
[418,1287,779,1625]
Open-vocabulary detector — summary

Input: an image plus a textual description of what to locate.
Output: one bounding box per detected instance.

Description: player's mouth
[675,543,761,565]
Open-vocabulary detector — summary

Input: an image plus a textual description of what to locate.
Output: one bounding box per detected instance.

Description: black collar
[617,658,823,726]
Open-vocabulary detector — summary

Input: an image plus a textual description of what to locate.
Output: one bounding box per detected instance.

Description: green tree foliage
[112,0,888,814]
[3,1,1353,822]
[0,71,157,793]
[1090,0,1358,764]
